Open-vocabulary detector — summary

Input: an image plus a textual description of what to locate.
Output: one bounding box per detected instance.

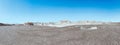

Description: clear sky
[0,0,120,23]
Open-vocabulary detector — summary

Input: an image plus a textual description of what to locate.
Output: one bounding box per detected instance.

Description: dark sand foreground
[0,25,120,45]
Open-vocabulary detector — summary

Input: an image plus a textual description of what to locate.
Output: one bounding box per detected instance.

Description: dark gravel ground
[0,25,120,45]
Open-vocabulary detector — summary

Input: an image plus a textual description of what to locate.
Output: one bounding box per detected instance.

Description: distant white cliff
[25,20,108,27]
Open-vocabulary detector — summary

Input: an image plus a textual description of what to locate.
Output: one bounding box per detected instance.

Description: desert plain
[0,24,120,45]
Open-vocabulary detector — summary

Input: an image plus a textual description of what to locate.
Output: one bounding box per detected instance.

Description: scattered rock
[24,22,34,26]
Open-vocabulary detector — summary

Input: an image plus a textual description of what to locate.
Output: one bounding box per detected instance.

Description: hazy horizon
[0,0,120,23]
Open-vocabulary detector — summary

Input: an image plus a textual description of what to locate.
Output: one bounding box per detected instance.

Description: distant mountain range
[18,21,120,27]
[0,20,120,27]
[0,23,13,26]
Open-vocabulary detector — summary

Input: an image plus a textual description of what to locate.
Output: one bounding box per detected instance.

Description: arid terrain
[0,25,120,45]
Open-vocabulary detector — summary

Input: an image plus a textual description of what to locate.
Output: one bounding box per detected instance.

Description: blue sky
[0,0,120,23]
